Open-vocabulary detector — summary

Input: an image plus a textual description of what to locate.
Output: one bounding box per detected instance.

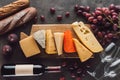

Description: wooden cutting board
[30,24,90,59]
[30,24,90,38]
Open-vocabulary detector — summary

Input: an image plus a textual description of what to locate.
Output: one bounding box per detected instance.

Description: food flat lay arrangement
[0,0,120,80]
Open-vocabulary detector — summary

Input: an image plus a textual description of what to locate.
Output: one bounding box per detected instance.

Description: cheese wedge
[54,32,64,55]
[73,38,93,62]
[46,29,57,54]
[20,32,28,40]
[33,30,46,48]
[72,21,103,53]
[19,36,41,58]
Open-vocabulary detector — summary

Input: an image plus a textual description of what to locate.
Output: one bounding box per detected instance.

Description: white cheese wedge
[46,29,57,54]
[54,32,64,55]
[73,38,93,62]
[72,21,103,53]
[33,30,46,48]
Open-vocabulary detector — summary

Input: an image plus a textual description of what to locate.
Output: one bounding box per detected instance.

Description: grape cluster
[60,59,93,80]
[74,4,120,46]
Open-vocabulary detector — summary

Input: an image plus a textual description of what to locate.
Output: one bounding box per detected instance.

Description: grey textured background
[0,0,120,80]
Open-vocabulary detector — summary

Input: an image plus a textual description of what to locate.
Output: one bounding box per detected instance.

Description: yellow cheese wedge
[72,21,103,53]
[73,38,93,62]
[20,32,28,40]
[54,32,64,55]
[46,29,57,54]
[19,36,41,58]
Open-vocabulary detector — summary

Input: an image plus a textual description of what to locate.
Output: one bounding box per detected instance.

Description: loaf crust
[0,7,37,35]
[0,0,29,20]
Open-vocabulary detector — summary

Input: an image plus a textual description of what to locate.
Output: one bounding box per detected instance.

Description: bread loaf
[0,0,29,20]
[0,7,37,35]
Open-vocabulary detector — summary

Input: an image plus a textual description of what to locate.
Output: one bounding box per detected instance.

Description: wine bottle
[1,64,61,77]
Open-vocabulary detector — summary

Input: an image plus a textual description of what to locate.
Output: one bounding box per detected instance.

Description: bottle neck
[45,66,61,73]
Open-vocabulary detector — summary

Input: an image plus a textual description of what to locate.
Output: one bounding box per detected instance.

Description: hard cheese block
[72,21,103,53]
[54,32,64,55]
[19,36,41,58]
[73,38,93,62]
[20,32,28,40]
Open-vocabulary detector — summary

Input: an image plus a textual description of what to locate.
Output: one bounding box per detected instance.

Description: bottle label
[15,64,33,75]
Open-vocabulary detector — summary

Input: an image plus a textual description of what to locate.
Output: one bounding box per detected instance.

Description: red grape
[50,7,56,14]
[97,16,103,21]
[85,6,90,12]
[109,4,115,10]
[112,15,118,21]
[8,33,18,43]
[95,10,102,15]
[88,16,94,22]
[110,10,115,13]
[115,5,120,11]
[65,11,70,17]
[107,33,113,39]
[113,24,118,31]
[92,19,98,24]
[40,15,45,22]
[79,6,85,11]
[57,15,62,21]
[102,7,108,12]
[2,45,12,55]
[112,12,118,16]
[85,13,91,18]
[82,12,87,16]
[97,31,103,38]
[74,4,79,12]
[92,12,96,17]
[59,77,65,80]
[96,7,102,11]
[90,24,96,30]
[104,9,110,15]
[77,10,82,16]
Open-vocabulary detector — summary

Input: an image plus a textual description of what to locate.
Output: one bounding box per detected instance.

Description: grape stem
[103,13,114,24]
[118,13,120,28]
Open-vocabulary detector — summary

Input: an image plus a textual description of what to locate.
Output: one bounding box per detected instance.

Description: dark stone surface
[0,0,120,80]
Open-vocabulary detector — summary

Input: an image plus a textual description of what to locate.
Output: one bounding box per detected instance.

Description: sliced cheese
[19,36,41,58]
[33,30,46,48]
[46,29,57,54]
[72,21,103,53]
[73,38,93,62]
[54,32,64,55]
[20,32,28,40]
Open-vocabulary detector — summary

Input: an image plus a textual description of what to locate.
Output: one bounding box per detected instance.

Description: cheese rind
[46,29,57,54]
[33,30,46,48]
[20,32,28,40]
[72,21,103,53]
[19,36,40,58]
[73,38,93,62]
[54,32,64,55]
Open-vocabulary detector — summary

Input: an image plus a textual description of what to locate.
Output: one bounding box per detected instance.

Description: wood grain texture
[30,24,90,39]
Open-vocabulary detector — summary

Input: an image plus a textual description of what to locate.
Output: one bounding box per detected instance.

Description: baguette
[0,0,29,20]
[0,7,37,35]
